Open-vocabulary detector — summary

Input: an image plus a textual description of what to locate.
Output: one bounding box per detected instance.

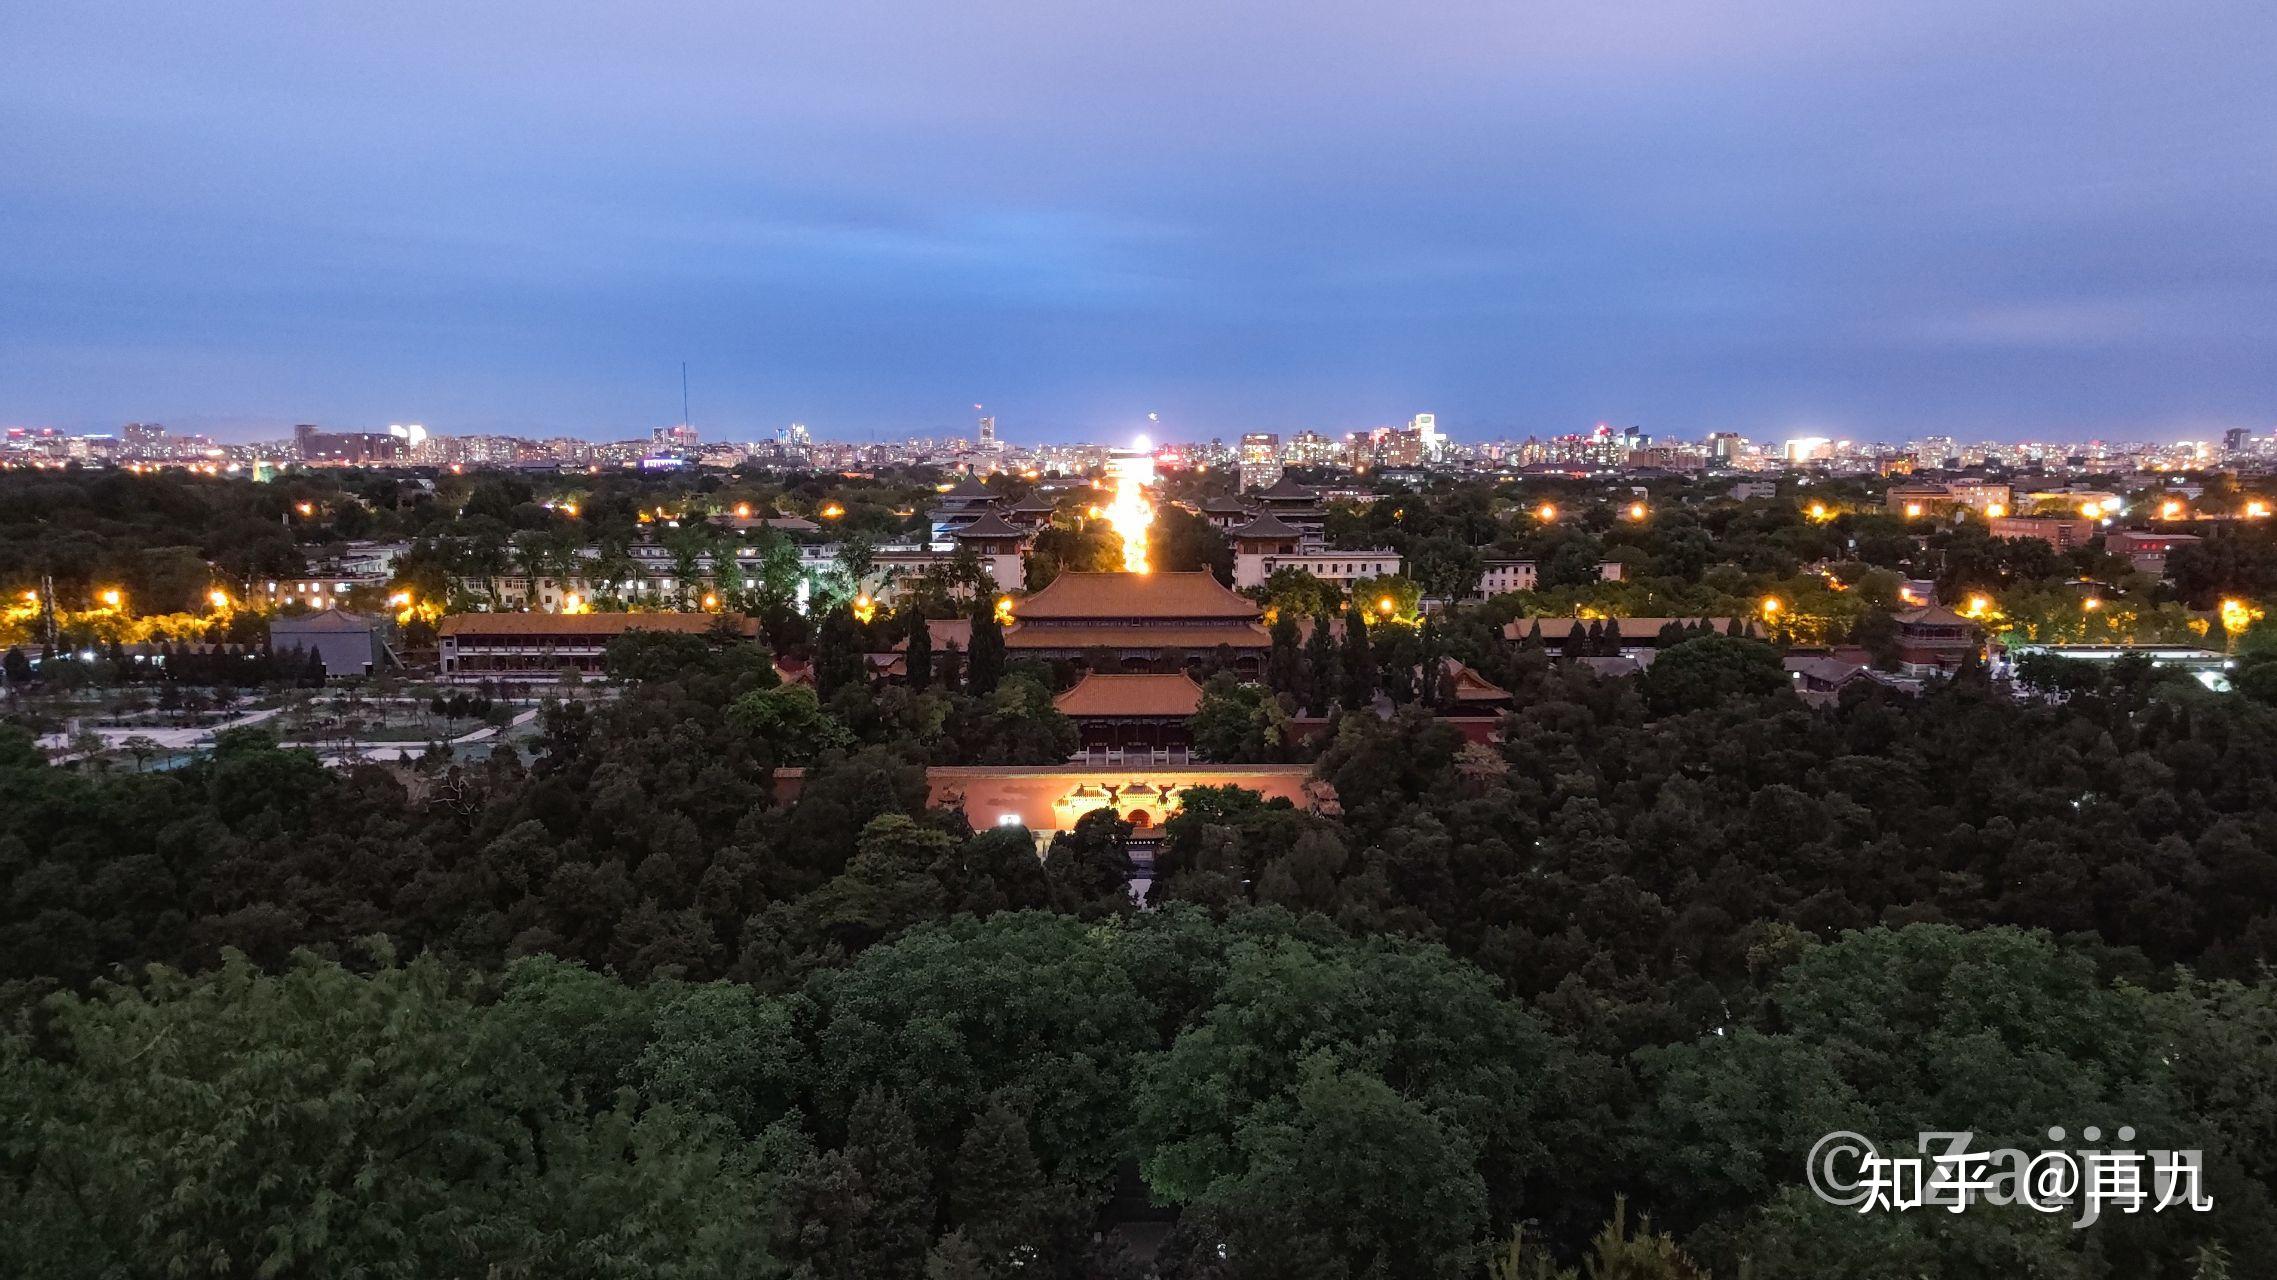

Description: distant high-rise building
[978,415,999,451]
[295,423,406,465]
[1239,433,1279,466]
[1410,413,1443,461]
[1706,432,1744,464]
[122,422,165,451]
[652,424,699,450]
[2224,427,2253,458]
[1913,436,1956,470]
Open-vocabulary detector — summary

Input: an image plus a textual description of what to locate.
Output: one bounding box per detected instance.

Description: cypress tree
[1340,603,1374,711]
[904,611,933,691]
[1302,611,1337,717]
[967,602,1006,696]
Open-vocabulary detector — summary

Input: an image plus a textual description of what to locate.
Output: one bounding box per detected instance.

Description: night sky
[3,1,2273,443]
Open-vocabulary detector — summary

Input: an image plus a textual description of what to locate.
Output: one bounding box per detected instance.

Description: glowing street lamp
[1806,502,1831,522]
[1904,502,1924,518]
[208,590,231,610]
[820,502,845,519]
[701,592,720,611]
[1626,502,1648,521]
[1963,594,1993,619]
[2220,598,2259,634]
[2080,501,2104,519]
[1984,503,2008,519]
[1535,503,1558,523]
[2083,597,2103,612]
[1759,596,1782,618]
[994,595,1016,626]
[98,588,123,609]
[2161,500,2185,520]
[1376,596,1396,617]
[2248,501,2272,520]
[734,502,752,519]
[852,593,877,624]
[295,501,315,516]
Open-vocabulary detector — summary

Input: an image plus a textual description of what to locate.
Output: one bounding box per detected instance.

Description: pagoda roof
[1199,495,1252,513]
[1053,672,1206,718]
[271,607,378,634]
[951,512,1026,539]
[941,476,997,500]
[1254,476,1315,500]
[1228,513,1306,540]
[1008,493,1059,513]
[1015,571,1260,621]
[1894,604,1978,628]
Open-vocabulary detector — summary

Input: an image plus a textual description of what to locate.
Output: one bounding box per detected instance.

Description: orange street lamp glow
[2220,598,2259,633]
[1964,594,1992,618]
[559,502,579,517]
[994,595,1016,626]
[295,501,314,516]
[2083,597,2102,611]
[2161,500,2185,520]
[734,502,752,519]
[2080,501,2104,518]
[208,590,230,609]
[820,502,845,519]
[1985,503,2008,519]
[1535,503,1557,522]
[1377,596,1396,616]
[1759,596,1781,617]
[1904,502,1924,518]
[99,589,122,608]
[2249,501,2272,519]
[852,593,877,624]
[701,592,720,611]
[1626,502,1647,521]
[1806,502,1830,522]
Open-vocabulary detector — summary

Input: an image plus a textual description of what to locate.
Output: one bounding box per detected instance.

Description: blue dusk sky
[2,0,2273,444]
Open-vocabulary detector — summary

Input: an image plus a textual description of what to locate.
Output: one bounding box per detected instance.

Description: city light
[1963,594,1993,618]
[208,589,230,609]
[2161,500,2185,520]
[2220,598,2260,634]
[559,502,579,517]
[1806,502,1831,522]
[2249,501,2272,520]
[1377,596,1396,616]
[994,595,1016,626]
[98,588,122,608]
[560,592,588,615]
[820,502,845,519]
[2080,501,2104,518]
[852,593,876,624]
[2083,597,2102,611]
[1535,503,1557,523]
[734,502,751,519]
[1985,503,2008,519]
[1904,502,1924,518]
[1626,502,1647,521]
[701,592,720,611]
[1759,596,1781,617]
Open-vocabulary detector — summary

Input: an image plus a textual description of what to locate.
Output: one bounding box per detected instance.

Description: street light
[99,589,122,609]
[1626,502,1647,521]
[208,590,230,609]
[1759,596,1781,618]
[1535,503,1557,523]
[1377,596,1396,616]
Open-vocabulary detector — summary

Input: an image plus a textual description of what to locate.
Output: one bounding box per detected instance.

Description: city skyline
[6,1,2276,442]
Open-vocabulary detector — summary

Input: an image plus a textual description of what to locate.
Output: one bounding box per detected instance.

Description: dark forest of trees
[9,621,2277,1277]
